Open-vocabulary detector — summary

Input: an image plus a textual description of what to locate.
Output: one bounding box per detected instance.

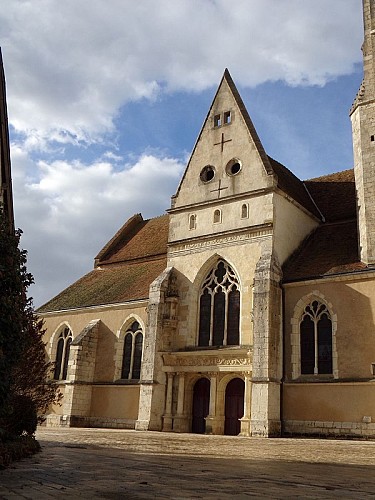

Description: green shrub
[2,395,38,436]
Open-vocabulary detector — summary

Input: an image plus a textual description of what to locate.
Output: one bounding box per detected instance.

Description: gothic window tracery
[300,301,333,375]
[121,321,143,380]
[53,327,72,380]
[198,260,240,347]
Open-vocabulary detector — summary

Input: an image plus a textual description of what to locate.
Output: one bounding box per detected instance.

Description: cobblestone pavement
[0,428,375,499]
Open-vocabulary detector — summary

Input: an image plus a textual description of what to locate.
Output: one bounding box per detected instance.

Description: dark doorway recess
[224,378,244,436]
[192,378,210,434]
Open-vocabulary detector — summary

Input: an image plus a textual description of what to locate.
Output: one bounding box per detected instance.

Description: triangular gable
[172,69,274,209]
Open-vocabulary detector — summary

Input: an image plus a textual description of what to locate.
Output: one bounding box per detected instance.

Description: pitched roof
[96,214,169,266]
[283,169,365,282]
[304,169,356,222]
[38,258,167,312]
[283,220,365,282]
[268,156,321,218]
[38,213,169,313]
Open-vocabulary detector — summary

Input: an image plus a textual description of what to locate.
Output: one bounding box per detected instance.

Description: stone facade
[39,0,375,439]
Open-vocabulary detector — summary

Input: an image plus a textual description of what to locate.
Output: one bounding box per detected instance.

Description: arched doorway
[192,378,210,434]
[224,378,244,436]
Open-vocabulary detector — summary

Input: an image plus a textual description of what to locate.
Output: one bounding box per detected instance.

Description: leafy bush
[0,207,61,443]
[2,395,38,436]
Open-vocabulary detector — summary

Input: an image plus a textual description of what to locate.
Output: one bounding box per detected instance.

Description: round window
[226,158,242,176]
[200,165,216,183]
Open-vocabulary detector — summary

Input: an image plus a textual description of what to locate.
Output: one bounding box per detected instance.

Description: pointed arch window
[198,260,240,347]
[300,301,333,375]
[53,327,73,380]
[121,321,143,380]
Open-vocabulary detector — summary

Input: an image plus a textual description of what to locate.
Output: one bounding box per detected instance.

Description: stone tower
[0,47,14,230]
[351,0,375,265]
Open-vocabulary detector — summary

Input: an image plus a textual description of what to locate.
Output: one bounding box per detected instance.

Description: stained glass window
[300,301,332,375]
[198,260,240,346]
[121,321,143,380]
[53,327,73,380]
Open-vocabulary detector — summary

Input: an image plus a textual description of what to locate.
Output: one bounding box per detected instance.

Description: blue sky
[0,0,364,307]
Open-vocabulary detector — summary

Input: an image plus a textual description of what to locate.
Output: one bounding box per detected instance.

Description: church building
[39,0,375,438]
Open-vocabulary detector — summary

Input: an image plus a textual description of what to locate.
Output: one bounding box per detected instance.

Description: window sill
[291,374,335,383]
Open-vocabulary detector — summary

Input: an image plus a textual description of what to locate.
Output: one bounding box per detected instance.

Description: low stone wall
[45,414,136,429]
[284,419,375,438]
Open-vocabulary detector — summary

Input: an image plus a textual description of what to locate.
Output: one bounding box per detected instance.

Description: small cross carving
[210,179,228,199]
[214,133,232,152]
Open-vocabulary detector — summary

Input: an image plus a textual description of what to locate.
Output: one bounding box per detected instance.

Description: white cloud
[11,149,184,307]
[2,0,364,307]
[1,0,362,146]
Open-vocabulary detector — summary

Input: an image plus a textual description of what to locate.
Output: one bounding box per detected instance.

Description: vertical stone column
[62,319,100,427]
[162,372,175,431]
[240,372,252,436]
[136,268,173,431]
[205,373,220,434]
[250,253,282,437]
[173,372,188,432]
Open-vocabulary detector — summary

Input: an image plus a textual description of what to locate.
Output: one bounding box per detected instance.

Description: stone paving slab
[0,428,375,498]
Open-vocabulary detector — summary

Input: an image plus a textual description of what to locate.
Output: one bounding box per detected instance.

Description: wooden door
[224,378,244,436]
[192,378,210,434]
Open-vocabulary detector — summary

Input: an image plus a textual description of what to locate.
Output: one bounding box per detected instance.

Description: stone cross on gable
[214,133,232,152]
[210,179,228,199]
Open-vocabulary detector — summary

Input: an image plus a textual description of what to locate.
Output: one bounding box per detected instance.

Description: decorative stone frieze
[168,227,272,256]
[162,349,252,371]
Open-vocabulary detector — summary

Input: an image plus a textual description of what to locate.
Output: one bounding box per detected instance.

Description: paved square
[0,428,375,498]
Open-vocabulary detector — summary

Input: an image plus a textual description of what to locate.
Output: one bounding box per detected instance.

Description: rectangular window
[214,114,221,127]
[224,111,231,124]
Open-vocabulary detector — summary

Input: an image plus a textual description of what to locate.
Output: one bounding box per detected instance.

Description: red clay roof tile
[283,220,365,282]
[305,169,356,222]
[97,214,169,266]
[38,258,167,312]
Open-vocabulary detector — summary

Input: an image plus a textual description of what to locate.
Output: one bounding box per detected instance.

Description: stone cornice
[168,224,272,256]
[168,187,273,213]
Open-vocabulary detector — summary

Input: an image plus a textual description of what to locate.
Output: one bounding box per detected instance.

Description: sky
[0,0,365,308]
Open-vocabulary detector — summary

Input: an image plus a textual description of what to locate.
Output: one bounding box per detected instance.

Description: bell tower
[351,0,375,265]
[0,48,14,230]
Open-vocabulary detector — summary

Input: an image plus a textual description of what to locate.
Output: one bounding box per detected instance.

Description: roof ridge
[98,252,166,268]
[95,213,144,265]
[305,168,354,183]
